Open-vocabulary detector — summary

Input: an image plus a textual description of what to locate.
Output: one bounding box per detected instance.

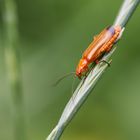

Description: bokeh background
[0,0,140,140]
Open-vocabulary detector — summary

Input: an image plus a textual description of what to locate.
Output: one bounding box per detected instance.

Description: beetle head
[76,58,88,78]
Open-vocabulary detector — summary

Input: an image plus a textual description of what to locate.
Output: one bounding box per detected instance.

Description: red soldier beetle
[54,25,124,86]
[76,25,123,79]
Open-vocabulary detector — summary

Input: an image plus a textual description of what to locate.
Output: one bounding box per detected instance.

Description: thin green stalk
[46,0,140,140]
[3,0,25,140]
[114,0,140,27]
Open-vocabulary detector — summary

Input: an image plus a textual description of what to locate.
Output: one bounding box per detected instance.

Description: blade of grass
[47,48,115,140]
[2,0,25,140]
[114,0,140,27]
[46,0,140,140]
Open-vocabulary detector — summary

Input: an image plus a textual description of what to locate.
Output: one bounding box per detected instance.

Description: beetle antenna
[52,72,75,86]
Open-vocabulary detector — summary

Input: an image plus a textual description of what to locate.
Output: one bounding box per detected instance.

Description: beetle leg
[99,60,111,67]
[95,59,99,64]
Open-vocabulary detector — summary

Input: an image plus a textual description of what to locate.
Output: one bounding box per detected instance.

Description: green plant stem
[46,48,115,140]
[3,0,25,140]
[46,0,140,140]
[114,0,140,27]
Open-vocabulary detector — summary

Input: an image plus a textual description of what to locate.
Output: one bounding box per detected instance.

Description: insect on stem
[75,25,122,78]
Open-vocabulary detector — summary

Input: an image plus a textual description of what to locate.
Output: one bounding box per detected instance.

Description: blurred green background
[0,0,140,140]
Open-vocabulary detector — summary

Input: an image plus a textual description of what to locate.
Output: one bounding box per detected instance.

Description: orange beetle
[76,25,122,78]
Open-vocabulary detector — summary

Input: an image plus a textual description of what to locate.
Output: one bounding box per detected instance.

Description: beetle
[53,25,123,86]
[76,25,122,78]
